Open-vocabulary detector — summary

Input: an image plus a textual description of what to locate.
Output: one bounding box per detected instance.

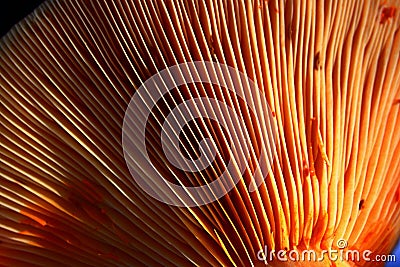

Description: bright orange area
[20,210,47,227]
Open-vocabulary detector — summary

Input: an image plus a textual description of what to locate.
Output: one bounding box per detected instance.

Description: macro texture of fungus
[1,0,400,266]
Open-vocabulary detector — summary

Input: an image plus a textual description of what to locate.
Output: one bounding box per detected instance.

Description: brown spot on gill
[310,117,331,166]
[359,199,365,210]
[209,35,215,56]
[380,7,396,24]
[316,128,331,166]
[303,160,310,177]
[303,166,310,177]
[314,52,322,70]
[308,118,317,178]
[396,185,400,202]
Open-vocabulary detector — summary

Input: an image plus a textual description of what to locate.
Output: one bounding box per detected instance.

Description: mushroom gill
[1,0,400,266]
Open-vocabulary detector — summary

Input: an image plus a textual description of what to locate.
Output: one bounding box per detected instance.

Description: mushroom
[1,0,399,266]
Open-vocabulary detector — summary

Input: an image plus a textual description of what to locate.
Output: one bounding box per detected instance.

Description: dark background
[0,0,399,266]
[0,0,45,38]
